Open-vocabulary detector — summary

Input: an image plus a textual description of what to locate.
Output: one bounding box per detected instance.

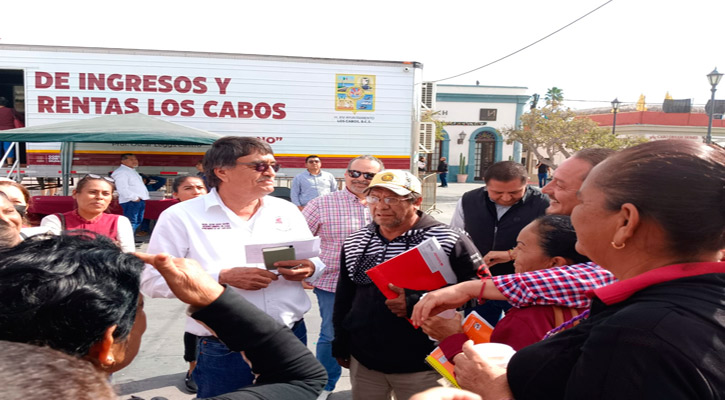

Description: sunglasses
[237,161,281,172]
[348,170,377,180]
[83,173,115,183]
[13,204,26,217]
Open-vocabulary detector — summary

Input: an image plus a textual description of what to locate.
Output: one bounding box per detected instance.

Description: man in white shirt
[140,137,324,398]
[111,154,149,233]
[291,155,338,210]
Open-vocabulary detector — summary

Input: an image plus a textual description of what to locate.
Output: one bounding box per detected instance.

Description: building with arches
[426,84,530,182]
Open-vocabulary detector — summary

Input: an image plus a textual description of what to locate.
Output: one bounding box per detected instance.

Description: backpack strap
[553,306,583,331]
[55,213,66,231]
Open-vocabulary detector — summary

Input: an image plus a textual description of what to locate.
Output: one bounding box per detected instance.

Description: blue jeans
[314,288,341,391]
[439,172,448,187]
[193,319,308,398]
[120,200,145,233]
[1,142,15,159]
[538,173,548,188]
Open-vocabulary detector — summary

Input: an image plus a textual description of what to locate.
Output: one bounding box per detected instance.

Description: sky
[2,0,723,110]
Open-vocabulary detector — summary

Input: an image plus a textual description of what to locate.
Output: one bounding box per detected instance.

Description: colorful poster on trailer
[335,74,375,112]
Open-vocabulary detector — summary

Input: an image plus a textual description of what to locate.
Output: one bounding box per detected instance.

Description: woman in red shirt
[485,215,590,350]
[40,174,135,252]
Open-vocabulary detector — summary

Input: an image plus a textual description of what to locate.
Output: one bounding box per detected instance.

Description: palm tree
[545,87,564,106]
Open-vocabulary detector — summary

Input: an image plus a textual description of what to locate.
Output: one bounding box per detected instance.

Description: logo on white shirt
[201,222,232,230]
[274,216,291,231]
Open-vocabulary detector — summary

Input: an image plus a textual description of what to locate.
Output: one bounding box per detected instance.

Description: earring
[105,356,116,366]
[611,241,626,250]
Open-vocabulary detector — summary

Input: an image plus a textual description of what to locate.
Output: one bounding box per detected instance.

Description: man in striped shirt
[332,170,483,399]
[302,155,384,398]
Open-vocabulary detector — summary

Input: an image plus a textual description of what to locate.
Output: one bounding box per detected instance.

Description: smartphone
[262,245,296,270]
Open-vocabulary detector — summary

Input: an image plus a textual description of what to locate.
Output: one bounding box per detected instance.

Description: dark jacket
[332,211,482,373]
[193,287,327,399]
[461,185,549,275]
[437,161,448,173]
[507,263,725,400]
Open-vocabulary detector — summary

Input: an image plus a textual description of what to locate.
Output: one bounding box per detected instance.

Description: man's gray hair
[346,155,385,170]
[203,137,274,189]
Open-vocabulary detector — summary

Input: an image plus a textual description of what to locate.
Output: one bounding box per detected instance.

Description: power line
[428,0,613,84]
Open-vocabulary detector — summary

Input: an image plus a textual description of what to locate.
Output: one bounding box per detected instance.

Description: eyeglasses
[237,161,281,172]
[83,174,115,183]
[13,204,26,217]
[348,170,377,180]
[366,195,412,205]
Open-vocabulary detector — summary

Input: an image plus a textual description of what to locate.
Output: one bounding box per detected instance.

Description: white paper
[417,236,458,284]
[244,237,321,263]
[472,343,516,368]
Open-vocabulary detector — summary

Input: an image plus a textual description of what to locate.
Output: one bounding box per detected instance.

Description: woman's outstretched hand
[135,252,224,308]
[411,280,482,326]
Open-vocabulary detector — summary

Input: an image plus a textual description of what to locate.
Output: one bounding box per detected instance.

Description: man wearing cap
[302,155,384,398]
[332,170,483,399]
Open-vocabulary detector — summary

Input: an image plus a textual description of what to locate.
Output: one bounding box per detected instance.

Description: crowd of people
[0,137,722,400]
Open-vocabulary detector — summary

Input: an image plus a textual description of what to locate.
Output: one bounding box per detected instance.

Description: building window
[479,109,498,121]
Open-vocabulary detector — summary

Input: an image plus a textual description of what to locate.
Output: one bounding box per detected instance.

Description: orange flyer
[462,311,494,344]
[425,346,460,388]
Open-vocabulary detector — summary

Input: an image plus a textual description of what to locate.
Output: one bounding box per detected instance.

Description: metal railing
[1,142,20,181]
[420,173,441,214]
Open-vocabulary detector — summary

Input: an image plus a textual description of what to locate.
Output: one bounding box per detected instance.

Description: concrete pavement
[115,182,484,400]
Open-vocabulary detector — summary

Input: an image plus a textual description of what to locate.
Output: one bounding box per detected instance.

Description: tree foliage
[545,87,564,106]
[421,110,447,141]
[502,104,648,168]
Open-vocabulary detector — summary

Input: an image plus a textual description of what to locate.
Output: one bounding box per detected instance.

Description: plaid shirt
[303,188,371,292]
[492,262,617,309]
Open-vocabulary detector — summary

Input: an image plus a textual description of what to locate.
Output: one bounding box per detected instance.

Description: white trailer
[0,44,422,178]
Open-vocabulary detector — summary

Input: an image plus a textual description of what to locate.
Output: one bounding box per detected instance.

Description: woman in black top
[413,140,725,400]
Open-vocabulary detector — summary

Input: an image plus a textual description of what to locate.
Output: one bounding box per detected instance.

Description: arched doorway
[473,131,497,180]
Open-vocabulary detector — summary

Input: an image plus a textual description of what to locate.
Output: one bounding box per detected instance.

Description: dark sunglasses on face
[13,204,26,217]
[348,170,376,180]
[83,173,115,183]
[237,162,281,172]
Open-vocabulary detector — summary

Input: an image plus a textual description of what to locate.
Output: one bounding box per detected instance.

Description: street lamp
[705,67,723,144]
[611,98,621,135]
[457,131,466,144]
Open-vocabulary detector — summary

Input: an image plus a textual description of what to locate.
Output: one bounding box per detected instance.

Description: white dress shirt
[450,198,466,229]
[140,188,325,336]
[111,164,150,204]
[451,198,513,229]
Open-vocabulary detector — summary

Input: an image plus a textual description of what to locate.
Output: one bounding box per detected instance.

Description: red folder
[366,237,455,299]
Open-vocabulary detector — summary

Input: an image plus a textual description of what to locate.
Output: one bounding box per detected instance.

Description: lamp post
[611,98,621,135]
[457,131,466,144]
[705,67,723,144]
